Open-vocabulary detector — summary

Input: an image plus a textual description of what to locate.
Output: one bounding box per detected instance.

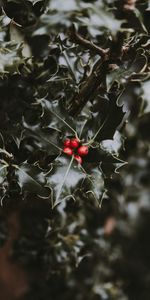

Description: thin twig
[69,24,110,59]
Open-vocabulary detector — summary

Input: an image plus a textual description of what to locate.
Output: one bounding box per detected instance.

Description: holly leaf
[94,88,126,142]
[23,121,61,155]
[140,79,150,115]
[15,162,49,197]
[81,86,126,143]
[82,164,105,206]
[100,155,127,177]
[10,127,25,149]
[0,161,8,185]
[46,156,85,207]
[23,98,88,157]
[39,98,77,136]
[100,131,124,156]
[134,8,148,33]
[84,146,126,178]
[0,41,25,77]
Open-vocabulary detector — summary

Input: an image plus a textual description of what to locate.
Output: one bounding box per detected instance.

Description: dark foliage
[0,0,150,299]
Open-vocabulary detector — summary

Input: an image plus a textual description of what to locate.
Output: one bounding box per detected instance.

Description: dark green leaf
[23,121,62,155]
[81,86,126,143]
[46,156,85,207]
[15,162,49,197]
[84,146,126,177]
[39,98,77,136]
[82,164,105,206]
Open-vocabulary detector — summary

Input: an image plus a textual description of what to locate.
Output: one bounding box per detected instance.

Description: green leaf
[107,43,149,87]
[81,87,125,143]
[15,163,49,197]
[46,156,85,207]
[23,121,62,155]
[134,8,148,33]
[0,161,8,185]
[84,146,127,177]
[10,127,25,149]
[140,79,150,115]
[82,164,105,206]
[100,155,127,177]
[94,88,125,142]
[0,41,25,76]
[39,98,77,136]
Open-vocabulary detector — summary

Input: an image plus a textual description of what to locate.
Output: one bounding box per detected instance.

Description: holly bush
[0,0,150,299]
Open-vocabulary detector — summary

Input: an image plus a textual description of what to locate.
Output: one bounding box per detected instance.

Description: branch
[69,25,110,59]
[67,59,109,116]
[67,27,127,116]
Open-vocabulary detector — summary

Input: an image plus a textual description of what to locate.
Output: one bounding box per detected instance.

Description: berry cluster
[63,138,89,164]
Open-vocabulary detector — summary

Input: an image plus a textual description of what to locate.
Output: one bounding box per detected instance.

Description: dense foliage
[0,0,150,299]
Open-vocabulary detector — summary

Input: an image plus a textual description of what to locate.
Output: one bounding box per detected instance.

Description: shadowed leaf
[15,163,49,197]
[46,156,85,207]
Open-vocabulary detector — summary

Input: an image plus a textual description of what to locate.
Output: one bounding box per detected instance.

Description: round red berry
[70,138,79,148]
[77,145,89,156]
[64,139,71,147]
[74,155,82,164]
[63,147,73,156]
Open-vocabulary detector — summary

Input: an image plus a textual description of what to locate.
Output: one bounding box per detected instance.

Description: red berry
[70,138,79,148]
[63,147,73,156]
[74,155,82,164]
[64,139,71,147]
[77,145,89,156]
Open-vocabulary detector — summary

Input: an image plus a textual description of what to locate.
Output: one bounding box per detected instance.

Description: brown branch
[67,25,111,116]
[69,25,110,59]
[67,58,109,116]
[67,27,128,116]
